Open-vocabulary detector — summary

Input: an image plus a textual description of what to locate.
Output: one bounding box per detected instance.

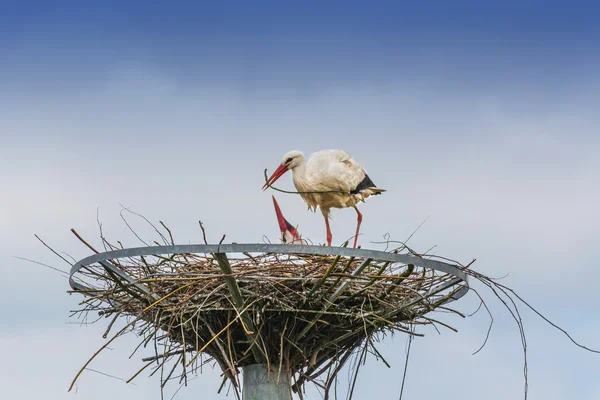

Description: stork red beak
[262,164,289,191]
[272,195,291,233]
[272,195,301,242]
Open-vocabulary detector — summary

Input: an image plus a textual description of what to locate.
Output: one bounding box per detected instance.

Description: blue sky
[1,2,599,400]
[3,1,600,89]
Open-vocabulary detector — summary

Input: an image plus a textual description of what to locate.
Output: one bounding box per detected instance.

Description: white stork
[262,149,385,248]
[272,195,306,245]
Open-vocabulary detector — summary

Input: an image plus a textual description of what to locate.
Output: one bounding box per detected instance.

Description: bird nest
[63,225,469,398]
[31,212,596,400]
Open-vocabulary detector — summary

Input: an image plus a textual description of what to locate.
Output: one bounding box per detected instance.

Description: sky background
[1,1,600,399]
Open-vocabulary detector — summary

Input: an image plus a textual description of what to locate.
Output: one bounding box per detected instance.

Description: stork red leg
[323,213,332,246]
[352,206,363,248]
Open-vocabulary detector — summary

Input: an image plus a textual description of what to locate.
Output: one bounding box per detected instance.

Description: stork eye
[285,157,293,164]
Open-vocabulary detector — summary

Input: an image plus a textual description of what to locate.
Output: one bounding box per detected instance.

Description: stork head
[262,150,305,190]
[272,195,303,244]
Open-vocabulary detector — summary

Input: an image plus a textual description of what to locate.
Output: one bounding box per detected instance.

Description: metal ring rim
[69,243,470,302]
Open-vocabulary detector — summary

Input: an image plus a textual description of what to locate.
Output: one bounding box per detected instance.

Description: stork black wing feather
[351,174,380,195]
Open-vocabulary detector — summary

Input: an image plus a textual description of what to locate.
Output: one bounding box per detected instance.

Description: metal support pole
[243,364,292,400]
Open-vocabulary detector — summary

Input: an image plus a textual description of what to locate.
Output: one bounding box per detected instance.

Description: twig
[13,256,70,277]
[263,169,349,195]
[160,221,175,245]
[199,221,208,245]
[71,229,100,254]
[34,234,74,266]
[398,330,413,400]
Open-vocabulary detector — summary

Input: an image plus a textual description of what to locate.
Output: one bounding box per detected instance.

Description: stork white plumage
[262,149,385,248]
[272,195,306,245]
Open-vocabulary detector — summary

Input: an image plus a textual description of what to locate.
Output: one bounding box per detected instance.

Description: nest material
[70,241,465,397]
[43,210,597,400]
